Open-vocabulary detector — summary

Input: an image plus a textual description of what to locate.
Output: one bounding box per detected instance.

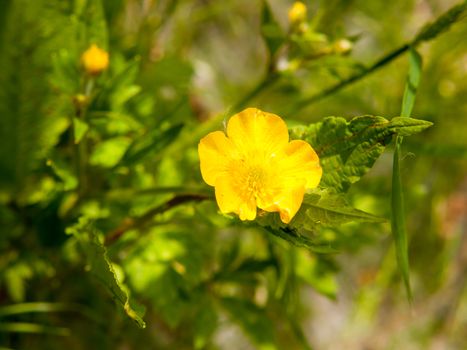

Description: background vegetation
[1,0,466,349]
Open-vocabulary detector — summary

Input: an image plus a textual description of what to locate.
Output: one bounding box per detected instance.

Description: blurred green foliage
[1,0,467,349]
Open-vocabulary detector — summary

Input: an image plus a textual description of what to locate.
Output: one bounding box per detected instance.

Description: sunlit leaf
[89,136,132,168]
[66,218,146,328]
[291,115,433,191]
[73,117,89,144]
[391,48,423,301]
[391,136,412,301]
[121,123,184,166]
[47,159,78,191]
[258,189,384,251]
[0,0,70,192]
[299,191,386,228]
[401,49,422,118]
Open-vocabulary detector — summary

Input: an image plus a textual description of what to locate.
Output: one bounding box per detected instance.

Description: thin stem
[101,186,211,201]
[288,0,467,113]
[289,44,410,114]
[77,133,87,197]
[76,77,95,197]
[105,193,212,245]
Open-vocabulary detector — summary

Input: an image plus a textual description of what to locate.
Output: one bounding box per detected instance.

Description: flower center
[246,167,264,195]
[229,159,272,204]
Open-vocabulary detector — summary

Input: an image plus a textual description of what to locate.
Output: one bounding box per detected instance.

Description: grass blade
[391,47,423,301]
[401,48,422,117]
[391,135,412,301]
[0,322,70,336]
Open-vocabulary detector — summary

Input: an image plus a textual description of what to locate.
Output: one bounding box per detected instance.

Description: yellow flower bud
[81,44,109,75]
[288,2,307,25]
[73,93,87,107]
[333,39,353,54]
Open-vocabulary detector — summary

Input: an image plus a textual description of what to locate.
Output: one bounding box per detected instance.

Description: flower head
[198,108,322,224]
[81,44,109,75]
[288,1,307,25]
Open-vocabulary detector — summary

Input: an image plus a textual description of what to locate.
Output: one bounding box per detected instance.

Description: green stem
[105,193,212,245]
[76,77,94,197]
[102,186,211,201]
[77,135,87,196]
[289,44,410,113]
[288,0,467,113]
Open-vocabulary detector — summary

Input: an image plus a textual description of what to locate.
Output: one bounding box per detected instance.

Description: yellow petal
[277,185,306,223]
[281,140,322,189]
[198,131,236,186]
[258,183,306,224]
[215,175,257,220]
[226,108,289,157]
[256,140,321,223]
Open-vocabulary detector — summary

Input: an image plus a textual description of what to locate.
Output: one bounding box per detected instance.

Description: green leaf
[390,48,423,302]
[0,322,70,336]
[110,85,142,110]
[299,191,386,228]
[73,117,89,144]
[258,190,384,251]
[261,1,285,57]
[75,0,108,48]
[46,159,78,191]
[89,136,132,168]
[193,299,218,349]
[4,264,32,302]
[388,117,432,136]
[92,56,141,111]
[66,218,146,328]
[291,115,433,191]
[221,297,278,350]
[391,136,412,301]
[0,0,70,192]
[413,1,467,45]
[120,123,184,166]
[0,302,69,317]
[401,48,422,117]
[0,302,95,322]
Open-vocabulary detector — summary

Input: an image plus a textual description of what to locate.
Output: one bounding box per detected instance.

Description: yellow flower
[81,44,109,75]
[288,1,307,25]
[198,108,322,224]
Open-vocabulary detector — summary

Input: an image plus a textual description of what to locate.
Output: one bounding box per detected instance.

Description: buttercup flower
[198,108,322,224]
[81,44,109,75]
[288,1,307,25]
